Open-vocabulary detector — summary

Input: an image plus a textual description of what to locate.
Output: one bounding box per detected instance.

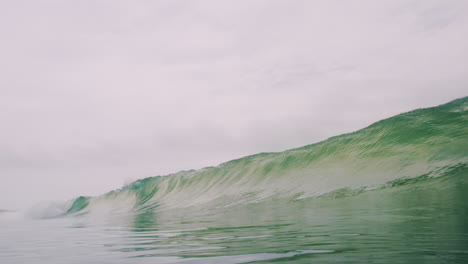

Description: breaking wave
[65,97,468,217]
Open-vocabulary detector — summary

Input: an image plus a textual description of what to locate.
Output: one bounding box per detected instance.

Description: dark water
[1,171,467,264]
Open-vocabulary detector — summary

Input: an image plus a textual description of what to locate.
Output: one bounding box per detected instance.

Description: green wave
[67,97,468,215]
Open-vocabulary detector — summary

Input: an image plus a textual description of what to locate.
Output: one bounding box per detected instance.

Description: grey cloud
[0,0,467,209]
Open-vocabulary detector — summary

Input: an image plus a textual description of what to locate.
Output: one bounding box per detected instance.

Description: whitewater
[1,97,467,264]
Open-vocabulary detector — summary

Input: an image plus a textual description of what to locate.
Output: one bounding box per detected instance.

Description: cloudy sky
[1,0,467,209]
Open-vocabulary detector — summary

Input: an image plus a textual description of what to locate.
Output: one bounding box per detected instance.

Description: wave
[65,97,468,216]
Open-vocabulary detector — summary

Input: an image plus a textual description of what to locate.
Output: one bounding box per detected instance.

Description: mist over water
[1,98,467,263]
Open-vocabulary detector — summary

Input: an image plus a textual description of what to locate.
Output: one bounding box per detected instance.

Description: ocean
[1,97,467,263]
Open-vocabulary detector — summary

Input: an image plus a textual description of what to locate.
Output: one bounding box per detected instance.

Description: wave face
[67,97,468,216]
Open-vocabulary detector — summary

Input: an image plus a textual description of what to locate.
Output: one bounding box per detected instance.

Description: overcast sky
[1,0,467,209]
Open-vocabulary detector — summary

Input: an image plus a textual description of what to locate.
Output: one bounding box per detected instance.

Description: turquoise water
[1,97,467,263]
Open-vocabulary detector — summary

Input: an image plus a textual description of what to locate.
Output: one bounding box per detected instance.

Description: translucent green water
[0,98,466,263]
[1,169,467,263]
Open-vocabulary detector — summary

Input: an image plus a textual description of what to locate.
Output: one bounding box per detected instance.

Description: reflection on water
[1,173,467,264]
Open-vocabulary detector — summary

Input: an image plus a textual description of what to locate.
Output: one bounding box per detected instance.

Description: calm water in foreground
[1,173,467,264]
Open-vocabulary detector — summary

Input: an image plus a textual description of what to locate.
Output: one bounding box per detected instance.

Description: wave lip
[66,97,468,216]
